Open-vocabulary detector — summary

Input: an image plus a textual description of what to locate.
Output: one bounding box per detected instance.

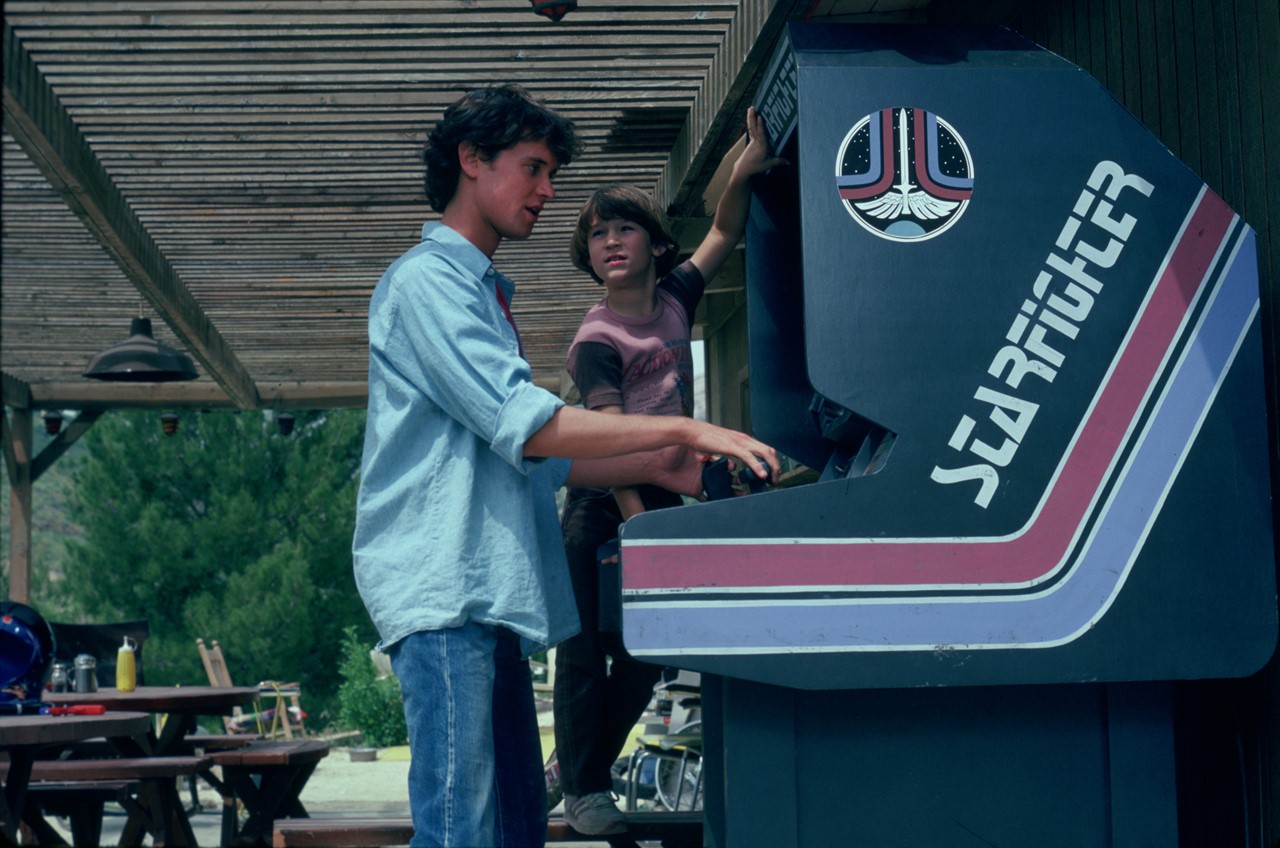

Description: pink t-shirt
[566,261,706,416]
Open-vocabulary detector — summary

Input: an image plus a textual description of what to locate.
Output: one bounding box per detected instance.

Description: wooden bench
[185,732,261,751]
[272,815,412,847]
[205,739,332,846]
[1,755,211,846]
[272,810,703,847]
[550,811,702,847]
[179,733,261,812]
[18,778,137,846]
[210,739,330,769]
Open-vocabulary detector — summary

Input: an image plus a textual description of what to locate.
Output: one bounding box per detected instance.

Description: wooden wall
[697,255,751,432]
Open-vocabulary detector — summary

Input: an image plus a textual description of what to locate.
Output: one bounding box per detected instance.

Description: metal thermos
[73,654,98,693]
[49,662,70,693]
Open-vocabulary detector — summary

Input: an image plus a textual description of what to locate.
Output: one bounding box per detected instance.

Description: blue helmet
[0,601,55,703]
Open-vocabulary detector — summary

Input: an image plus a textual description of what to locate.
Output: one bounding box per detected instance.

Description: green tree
[59,408,374,724]
[0,414,86,608]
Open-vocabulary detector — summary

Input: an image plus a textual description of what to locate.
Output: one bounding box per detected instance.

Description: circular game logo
[836,107,974,242]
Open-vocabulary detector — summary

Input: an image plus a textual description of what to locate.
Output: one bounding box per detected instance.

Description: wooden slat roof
[2,0,929,411]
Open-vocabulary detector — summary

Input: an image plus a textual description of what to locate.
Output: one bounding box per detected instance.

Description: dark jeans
[553,487,679,796]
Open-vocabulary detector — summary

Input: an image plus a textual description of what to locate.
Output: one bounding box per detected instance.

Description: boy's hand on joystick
[700,455,770,500]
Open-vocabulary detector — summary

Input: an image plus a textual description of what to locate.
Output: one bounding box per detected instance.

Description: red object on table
[44,704,106,715]
[45,685,259,754]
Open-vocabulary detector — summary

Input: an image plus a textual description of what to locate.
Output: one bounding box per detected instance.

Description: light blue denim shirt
[353,222,577,657]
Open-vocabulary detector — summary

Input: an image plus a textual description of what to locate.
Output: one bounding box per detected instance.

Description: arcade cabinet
[614,23,1276,847]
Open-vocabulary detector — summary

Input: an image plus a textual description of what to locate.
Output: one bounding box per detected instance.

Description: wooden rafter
[2,21,260,409]
[1,1,932,409]
[30,408,102,483]
[18,379,367,410]
[657,0,813,217]
[1,373,33,411]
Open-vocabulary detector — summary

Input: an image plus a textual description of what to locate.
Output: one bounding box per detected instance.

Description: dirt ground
[296,744,412,815]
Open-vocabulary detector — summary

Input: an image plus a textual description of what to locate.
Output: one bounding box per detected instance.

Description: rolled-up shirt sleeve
[376,246,563,470]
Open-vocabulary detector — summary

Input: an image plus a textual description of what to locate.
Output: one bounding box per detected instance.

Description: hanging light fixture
[276,413,296,436]
[529,0,576,21]
[83,317,198,382]
[160,413,180,436]
[42,413,64,435]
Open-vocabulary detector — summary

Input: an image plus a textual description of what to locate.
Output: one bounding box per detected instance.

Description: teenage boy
[552,107,784,835]
[352,85,779,848]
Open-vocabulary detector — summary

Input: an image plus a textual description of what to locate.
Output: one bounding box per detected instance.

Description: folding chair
[195,638,307,740]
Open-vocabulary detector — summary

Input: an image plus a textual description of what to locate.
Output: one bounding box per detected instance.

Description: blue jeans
[390,623,546,848]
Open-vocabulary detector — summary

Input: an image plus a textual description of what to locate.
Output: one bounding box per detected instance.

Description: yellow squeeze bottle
[116,636,137,692]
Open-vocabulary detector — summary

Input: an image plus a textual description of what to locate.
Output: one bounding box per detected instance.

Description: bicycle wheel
[655,720,702,811]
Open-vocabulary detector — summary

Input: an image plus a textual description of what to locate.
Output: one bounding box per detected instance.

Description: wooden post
[3,407,33,602]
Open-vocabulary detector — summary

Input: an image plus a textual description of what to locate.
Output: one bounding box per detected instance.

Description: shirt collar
[422,221,495,283]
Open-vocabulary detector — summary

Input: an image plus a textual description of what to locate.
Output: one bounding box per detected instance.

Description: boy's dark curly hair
[423,84,581,213]
[570,184,680,284]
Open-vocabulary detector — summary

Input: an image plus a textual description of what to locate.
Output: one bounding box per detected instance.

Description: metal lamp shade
[530,0,576,21]
[83,317,198,382]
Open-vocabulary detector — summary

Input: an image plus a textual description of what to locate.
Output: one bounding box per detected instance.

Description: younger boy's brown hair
[570,185,681,284]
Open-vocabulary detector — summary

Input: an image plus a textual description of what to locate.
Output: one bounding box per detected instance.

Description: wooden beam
[31,409,103,483]
[2,373,33,411]
[1,21,261,409]
[24,380,368,410]
[256,381,369,409]
[0,409,19,492]
[2,407,33,603]
[655,0,811,217]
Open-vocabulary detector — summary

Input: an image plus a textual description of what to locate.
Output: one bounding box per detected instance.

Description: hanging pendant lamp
[83,317,198,382]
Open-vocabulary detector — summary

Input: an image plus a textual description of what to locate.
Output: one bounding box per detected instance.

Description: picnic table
[0,710,152,843]
[45,685,327,846]
[50,684,259,755]
[39,686,262,845]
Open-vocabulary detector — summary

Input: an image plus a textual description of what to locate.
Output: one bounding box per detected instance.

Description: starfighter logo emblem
[836,107,974,242]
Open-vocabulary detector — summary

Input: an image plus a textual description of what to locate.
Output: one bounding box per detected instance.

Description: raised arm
[688,106,788,281]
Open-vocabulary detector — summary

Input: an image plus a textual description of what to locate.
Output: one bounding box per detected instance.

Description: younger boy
[553,107,784,836]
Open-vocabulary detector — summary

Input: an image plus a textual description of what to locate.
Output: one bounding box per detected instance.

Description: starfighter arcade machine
[613,24,1276,847]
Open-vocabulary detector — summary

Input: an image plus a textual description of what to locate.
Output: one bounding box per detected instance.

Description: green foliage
[337,626,407,748]
[49,408,375,726]
[0,417,88,609]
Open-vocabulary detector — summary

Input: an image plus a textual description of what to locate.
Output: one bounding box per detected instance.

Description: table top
[0,711,152,748]
[46,685,259,715]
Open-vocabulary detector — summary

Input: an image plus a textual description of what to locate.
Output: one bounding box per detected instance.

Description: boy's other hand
[737,106,789,178]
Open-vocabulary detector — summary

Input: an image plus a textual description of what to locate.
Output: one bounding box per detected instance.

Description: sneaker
[563,792,627,835]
